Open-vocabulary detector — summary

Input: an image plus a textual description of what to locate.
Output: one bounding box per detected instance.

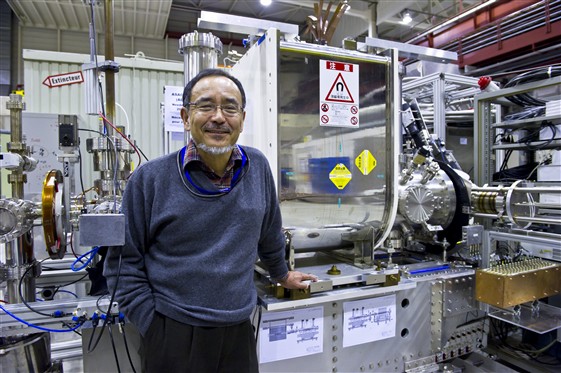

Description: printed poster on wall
[319,60,359,128]
[259,306,324,364]
[164,85,184,132]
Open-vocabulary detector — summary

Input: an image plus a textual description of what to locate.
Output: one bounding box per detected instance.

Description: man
[104,68,317,372]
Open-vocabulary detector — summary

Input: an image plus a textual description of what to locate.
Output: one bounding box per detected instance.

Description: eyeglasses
[188,102,243,117]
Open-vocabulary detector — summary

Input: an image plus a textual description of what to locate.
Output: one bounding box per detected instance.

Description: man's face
[180,75,245,153]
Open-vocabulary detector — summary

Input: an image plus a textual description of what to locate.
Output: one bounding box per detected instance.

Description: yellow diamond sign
[355,150,376,175]
[329,163,352,190]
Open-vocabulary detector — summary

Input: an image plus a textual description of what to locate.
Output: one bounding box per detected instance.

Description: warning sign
[329,163,352,190]
[355,150,377,175]
[320,60,359,128]
[325,73,354,103]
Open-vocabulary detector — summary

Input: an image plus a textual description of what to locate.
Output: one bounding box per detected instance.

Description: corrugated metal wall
[20,26,183,61]
[23,49,184,189]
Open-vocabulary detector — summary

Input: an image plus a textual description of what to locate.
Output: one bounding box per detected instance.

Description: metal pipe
[7,94,25,198]
[374,48,400,250]
[473,186,561,193]
[510,187,561,193]
[4,94,35,304]
[510,228,561,240]
[489,229,561,246]
[514,202,561,209]
[104,0,115,137]
[472,213,500,219]
[513,216,561,225]
[474,212,561,226]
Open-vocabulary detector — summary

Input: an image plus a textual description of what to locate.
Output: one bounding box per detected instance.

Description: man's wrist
[275,272,290,283]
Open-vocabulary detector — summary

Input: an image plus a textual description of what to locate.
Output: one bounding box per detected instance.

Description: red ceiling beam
[460,20,561,66]
[411,0,560,68]
[417,0,541,49]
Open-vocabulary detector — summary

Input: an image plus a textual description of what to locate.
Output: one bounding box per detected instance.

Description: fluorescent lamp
[402,12,412,24]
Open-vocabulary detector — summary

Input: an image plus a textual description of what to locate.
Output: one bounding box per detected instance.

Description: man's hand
[279,271,319,289]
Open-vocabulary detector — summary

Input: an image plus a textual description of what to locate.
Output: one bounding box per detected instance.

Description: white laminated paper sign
[164,85,184,132]
[259,306,324,363]
[319,60,360,128]
[343,294,396,347]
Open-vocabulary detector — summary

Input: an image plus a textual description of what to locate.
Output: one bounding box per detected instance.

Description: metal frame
[474,76,561,186]
[361,37,458,64]
[402,72,481,142]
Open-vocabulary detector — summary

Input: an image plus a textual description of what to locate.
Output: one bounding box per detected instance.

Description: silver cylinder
[82,63,99,115]
[179,31,223,85]
[0,333,51,373]
[179,31,223,144]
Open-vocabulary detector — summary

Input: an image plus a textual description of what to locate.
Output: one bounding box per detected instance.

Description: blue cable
[71,246,100,272]
[409,264,450,275]
[57,290,79,298]
[0,303,82,333]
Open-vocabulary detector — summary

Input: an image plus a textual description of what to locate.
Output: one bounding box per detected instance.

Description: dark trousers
[141,312,259,373]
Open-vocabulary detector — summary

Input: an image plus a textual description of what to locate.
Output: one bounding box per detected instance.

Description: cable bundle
[504,66,561,107]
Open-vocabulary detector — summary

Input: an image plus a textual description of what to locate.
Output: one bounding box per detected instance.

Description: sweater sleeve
[103,170,156,336]
[256,159,289,280]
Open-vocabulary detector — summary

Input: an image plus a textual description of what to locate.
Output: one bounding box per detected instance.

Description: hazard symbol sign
[319,60,359,128]
[325,73,354,103]
[355,150,377,175]
[329,163,352,190]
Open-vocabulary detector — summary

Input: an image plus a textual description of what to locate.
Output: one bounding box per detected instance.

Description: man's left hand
[279,271,319,290]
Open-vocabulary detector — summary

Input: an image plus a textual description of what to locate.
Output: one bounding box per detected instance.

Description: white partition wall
[231,28,280,189]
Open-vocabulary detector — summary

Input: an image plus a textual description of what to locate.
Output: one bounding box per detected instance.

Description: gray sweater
[103,146,288,336]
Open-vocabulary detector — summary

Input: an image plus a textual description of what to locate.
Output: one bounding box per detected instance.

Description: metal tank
[179,31,223,144]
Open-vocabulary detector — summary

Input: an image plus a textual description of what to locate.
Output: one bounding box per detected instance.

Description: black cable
[136,144,150,162]
[18,259,58,317]
[87,320,99,352]
[504,106,545,121]
[121,322,139,373]
[519,122,557,151]
[489,318,560,367]
[254,306,262,342]
[62,321,83,337]
[107,322,122,373]
[96,294,111,315]
[88,251,122,353]
[504,66,561,107]
[78,128,106,137]
[78,147,86,198]
[55,273,90,289]
[501,338,561,366]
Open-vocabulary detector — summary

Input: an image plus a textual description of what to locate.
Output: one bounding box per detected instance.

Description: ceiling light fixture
[401,11,412,25]
[260,0,272,6]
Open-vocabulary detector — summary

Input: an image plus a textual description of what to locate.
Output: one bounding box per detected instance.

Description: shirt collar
[183,140,242,172]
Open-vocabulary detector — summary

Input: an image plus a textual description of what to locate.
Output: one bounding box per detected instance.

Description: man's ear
[180,106,190,131]
[238,110,245,133]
